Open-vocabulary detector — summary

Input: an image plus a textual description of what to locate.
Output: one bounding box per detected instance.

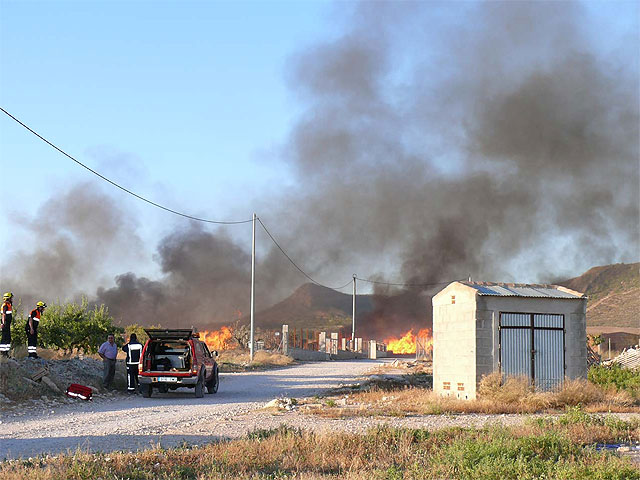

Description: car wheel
[141,384,152,398]
[206,366,219,394]
[195,371,204,398]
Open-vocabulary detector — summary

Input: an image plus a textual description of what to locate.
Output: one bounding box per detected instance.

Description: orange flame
[385,328,432,354]
[200,326,233,351]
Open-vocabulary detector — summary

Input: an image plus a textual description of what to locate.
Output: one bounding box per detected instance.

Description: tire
[195,371,204,398]
[206,366,219,394]
[141,384,152,398]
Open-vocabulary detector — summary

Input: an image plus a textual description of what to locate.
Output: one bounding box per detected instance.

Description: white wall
[433,283,477,399]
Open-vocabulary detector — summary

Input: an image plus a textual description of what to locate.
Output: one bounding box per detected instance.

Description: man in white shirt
[98,334,118,389]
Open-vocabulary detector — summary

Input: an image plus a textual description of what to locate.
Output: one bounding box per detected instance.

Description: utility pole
[351,274,356,350]
[250,213,256,361]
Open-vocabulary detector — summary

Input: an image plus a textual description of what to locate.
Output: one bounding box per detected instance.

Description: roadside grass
[306,373,639,417]
[218,349,294,372]
[1,411,638,479]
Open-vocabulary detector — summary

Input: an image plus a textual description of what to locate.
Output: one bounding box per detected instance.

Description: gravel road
[1,359,637,460]
[0,359,385,459]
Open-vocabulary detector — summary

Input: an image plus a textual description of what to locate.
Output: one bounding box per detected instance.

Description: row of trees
[8,300,260,355]
[10,299,124,354]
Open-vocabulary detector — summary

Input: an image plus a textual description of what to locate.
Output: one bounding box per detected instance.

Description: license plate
[157,376,178,382]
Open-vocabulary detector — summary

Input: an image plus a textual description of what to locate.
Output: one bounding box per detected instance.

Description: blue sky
[1,1,336,217]
[1,0,638,298]
[1,0,342,279]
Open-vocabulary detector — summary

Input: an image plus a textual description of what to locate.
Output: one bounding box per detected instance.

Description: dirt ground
[0,357,638,461]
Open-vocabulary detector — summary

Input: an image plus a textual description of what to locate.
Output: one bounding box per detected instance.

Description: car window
[202,343,212,358]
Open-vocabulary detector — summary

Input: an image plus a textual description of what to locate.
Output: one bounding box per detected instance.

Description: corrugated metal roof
[461,281,585,298]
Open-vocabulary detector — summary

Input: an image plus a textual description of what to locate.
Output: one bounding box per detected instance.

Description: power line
[2,107,464,290]
[257,217,353,291]
[0,107,253,225]
[355,277,462,288]
[258,217,460,291]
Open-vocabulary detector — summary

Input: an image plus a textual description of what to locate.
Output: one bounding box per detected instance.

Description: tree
[231,320,250,350]
[39,299,123,354]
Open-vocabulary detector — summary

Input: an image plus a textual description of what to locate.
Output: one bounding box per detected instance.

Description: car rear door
[199,342,214,378]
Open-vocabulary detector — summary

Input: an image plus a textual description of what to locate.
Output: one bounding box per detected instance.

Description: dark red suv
[138,329,219,398]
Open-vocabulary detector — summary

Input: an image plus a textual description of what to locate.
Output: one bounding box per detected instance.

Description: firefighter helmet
[3,292,13,299]
[36,301,47,308]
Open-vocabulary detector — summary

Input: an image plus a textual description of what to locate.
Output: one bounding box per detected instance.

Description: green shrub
[39,299,123,354]
[588,364,640,398]
[124,323,163,344]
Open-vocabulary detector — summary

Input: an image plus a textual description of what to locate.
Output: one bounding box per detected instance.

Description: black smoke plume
[4,2,638,334]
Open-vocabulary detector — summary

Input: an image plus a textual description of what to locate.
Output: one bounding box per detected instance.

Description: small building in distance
[432,281,587,400]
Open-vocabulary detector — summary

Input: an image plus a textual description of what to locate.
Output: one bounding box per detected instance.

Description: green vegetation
[10,299,123,355]
[589,364,640,400]
[1,410,637,479]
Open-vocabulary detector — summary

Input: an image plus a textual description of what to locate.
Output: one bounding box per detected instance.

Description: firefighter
[26,301,46,358]
[1,292,14,357]
[122,333,143,392]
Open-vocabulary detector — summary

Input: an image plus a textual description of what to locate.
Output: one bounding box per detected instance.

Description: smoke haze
[4,2,638,333]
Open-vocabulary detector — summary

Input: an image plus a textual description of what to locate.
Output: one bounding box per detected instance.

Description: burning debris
[200,326,234,352]
[385,329,432,355]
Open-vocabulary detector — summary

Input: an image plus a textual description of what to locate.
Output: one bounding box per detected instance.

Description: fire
[385,328,432,354]
[200,326,234,351]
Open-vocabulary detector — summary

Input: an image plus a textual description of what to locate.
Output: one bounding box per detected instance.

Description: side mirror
[213,350,218,357]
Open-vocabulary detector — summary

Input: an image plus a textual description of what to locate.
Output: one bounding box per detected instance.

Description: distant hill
[253,283,374,331]
[251,263,638,333]
[559,263,639,328]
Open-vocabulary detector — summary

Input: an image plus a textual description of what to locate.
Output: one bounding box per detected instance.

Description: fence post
[282,325,289,356]
[319,332,326,353]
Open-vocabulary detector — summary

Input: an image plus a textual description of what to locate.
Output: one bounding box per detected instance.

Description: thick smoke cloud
[5,183,143,310]
[96,226,254,326]
[4,2,638,335]
[270,1,639,335]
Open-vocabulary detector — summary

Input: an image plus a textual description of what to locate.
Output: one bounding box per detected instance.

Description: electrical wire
[355,277,463,288]
[0,107,253,225]
[258,217,462,291]
[2,107,465,290]
[257,217,353,291]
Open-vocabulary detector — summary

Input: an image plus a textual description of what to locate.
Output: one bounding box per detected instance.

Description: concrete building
[433,281,587,400]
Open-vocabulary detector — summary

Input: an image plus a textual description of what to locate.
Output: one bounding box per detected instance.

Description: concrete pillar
[318,332,326,353]
[282,325,289,355]
[330,332,338,355]
[341,338,347,351]
[355,338,362,352]
[369,340,377,359]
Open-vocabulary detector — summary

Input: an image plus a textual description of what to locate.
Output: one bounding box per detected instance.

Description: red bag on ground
[66,383,93,401]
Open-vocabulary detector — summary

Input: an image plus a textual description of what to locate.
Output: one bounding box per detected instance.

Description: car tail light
[138,363,143,373]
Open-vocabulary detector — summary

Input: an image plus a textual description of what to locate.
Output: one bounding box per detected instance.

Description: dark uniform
[26,308,42,358]
[0,296,13,357]
[122,335,143,392]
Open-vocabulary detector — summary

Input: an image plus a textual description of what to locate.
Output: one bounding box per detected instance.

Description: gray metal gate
[499,313,564,391]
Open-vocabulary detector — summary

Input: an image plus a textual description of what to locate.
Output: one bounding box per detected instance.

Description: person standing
[0,292,14,357]
[26,301,46,358]
[122,333,143,393]
[98,334,118,389]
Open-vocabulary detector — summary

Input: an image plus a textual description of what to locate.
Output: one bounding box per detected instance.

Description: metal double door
[499,313,564,391]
